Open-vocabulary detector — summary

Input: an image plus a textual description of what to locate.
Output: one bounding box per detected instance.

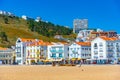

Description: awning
[49,58,62,61]
[77,58,81,60]
[71,58,81,60]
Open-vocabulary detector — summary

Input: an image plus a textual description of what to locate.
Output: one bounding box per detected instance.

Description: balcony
[50,50,56,53]
[107,49,113,52]
[50,49,63,53]
[57,50,63,53]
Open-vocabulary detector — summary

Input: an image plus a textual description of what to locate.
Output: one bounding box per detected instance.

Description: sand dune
[0,65,120,80]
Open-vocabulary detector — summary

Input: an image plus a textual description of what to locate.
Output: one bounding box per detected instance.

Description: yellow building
[26,40,48,65]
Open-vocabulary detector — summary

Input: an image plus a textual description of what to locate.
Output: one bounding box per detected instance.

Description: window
[70,54,73,57]
[116,43,119,47]
[51,53,56,58]
[99,50,103,52]
[17,54,21,57]
[94,43,97,47]
[59,54,62,57]
[99,48,103,52]
[99,42,103,47]
[82,54,84,56]
[74,48,76,50]
[94,52,98,55]
[17,60,21,63]
[100,56,103,58]
[17,40,21,43]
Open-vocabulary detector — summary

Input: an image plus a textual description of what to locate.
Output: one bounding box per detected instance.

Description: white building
[69,42,91,63]
[0,47,14,64]
[15,38,37,65]
[73,19,88,33]
[22,15,28,20]
[91,36,120,64]
[47,42,69,61]
[35,17,41,22]
[76,29,94,42]
[0,10,14,16]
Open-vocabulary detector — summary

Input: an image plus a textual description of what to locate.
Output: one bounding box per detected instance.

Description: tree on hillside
[27,18,73,37]
[0,32,8,42]
[4,17,9,24]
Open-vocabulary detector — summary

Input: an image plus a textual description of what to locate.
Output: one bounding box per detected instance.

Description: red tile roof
[0,47,7,50]
[100,36,118,41]
[76,42,91,46]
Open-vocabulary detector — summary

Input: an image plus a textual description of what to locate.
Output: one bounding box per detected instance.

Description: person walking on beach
[79,60,83,67]
[79,60,84,71]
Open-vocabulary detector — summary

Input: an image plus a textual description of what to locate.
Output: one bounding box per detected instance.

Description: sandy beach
[0,65,120,80]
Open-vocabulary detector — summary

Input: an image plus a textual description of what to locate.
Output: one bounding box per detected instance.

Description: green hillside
[0,14,74,47]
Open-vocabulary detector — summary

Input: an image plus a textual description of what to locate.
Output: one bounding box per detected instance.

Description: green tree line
[27,19,72,37]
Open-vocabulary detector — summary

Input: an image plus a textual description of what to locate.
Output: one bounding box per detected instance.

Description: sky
[0,0,120,33]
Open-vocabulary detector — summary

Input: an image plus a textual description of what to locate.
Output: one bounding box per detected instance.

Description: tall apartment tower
[73,19,88,33]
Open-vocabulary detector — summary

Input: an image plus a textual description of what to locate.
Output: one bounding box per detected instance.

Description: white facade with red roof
[0,47,14,64]
[15,38,38,65]
[47,42,69,61]
[69,42,91,62]
[91,36,120,64]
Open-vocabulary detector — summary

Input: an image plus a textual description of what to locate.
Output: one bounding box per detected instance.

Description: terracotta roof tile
[0,47,7,50]
[76,42,91,46]
[20,38,36,42]
[100,36,118,41]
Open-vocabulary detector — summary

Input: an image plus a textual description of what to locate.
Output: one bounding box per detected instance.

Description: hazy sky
[0,0,120,33]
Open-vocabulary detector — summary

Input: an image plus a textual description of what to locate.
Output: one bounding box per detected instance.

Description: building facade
[47,42,69,61]
[69,42,91,63]
[73,19,88,33]
[15,38,37,65]
[0,47,14,64]
[26,40,47,64]
[0,10,14,16]
[76,29,94,42]
[91,36,120,64]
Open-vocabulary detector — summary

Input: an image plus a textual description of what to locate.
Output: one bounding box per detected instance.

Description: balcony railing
[50,50,56,53]
[50,49,63,53]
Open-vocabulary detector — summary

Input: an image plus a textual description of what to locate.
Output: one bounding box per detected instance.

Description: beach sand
[0,65,120,80]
